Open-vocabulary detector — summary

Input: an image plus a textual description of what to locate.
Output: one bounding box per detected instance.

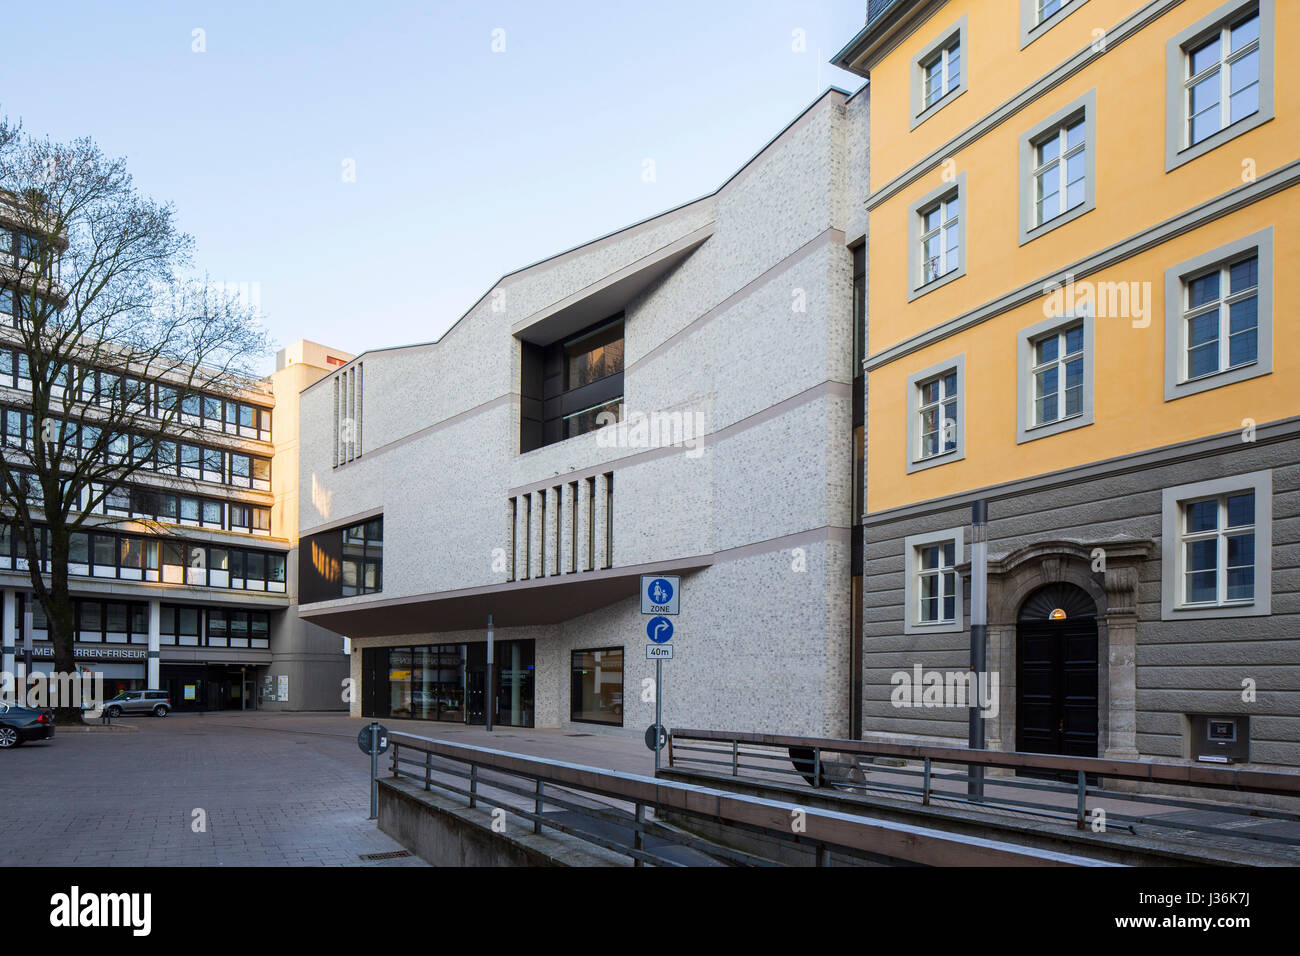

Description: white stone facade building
[300,88,872,737]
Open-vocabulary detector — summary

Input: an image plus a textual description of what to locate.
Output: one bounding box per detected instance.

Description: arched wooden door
[1015,583,1099,758]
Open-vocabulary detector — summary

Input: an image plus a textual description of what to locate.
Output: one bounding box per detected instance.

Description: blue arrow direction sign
[646,616,674,644]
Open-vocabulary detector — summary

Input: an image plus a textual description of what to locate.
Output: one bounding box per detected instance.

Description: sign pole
[368,722,379,820]
[655,657,663,772]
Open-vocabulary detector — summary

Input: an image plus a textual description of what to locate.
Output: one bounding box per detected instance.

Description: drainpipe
[969,500,988,799]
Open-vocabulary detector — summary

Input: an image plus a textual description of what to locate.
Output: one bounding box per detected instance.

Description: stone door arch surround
[960,537,1153,761]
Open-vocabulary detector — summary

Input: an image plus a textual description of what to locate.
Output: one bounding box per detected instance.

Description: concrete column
[1,590,14,703]
[594,473,609,570]
[529,491,544,579]
[147,599,161,688]
[1102,565,1140,760]
[575,480,589,572]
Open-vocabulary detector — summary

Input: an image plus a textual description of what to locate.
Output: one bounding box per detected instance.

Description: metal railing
[667,729,1300,852]
[383,730,1116,867]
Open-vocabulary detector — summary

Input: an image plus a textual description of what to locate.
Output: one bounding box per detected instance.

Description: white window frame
[1016,307,1095,443]
[1161,470,1271,620]
[909,15,968,130]
[906,174,966,301]
[906,355,965,474]
[1020,0,1090,49]
[1165,0,1274,171]
[1163,228,1272,401]
[903,528,965,635]
[1018,90,1096,245]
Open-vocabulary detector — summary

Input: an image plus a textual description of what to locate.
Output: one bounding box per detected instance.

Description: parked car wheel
[0,727,20,748]
[106,705,123,718]
[153,705,169,718]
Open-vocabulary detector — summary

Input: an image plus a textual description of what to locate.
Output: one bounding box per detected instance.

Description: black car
[0,702,56,748]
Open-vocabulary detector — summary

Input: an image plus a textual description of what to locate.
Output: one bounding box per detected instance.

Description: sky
[0,0,867,374]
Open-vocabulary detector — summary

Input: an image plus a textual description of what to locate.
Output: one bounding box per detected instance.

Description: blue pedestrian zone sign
[646,616,674,644]
[640,575,680,615]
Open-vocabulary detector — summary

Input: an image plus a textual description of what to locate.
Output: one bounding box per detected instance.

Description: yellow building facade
[836,0,1298,769]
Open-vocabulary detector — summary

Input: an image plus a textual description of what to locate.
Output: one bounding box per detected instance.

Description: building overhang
[511,224,714,345]
[831,0,930,78]
[298,556,713,639]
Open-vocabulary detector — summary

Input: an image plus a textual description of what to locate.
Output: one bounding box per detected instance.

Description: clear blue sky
[0,0,866,372]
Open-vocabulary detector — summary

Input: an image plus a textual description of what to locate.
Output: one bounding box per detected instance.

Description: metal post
[968,500,988,799]
[732,740,739,776]
[367,722,379,820]
[654,656,663,773]
[816,844,830,867]
[424,752,432,791]
[485,614,494,733]
[1076,770,1087,830]
[534,779,544,834]
[469,764,478,809]
[813,748,822,789]
[633,803,644,867]
[923,757,932,806]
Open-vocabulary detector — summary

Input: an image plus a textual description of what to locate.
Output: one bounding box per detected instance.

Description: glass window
[69,533,89,565]
[252,458,270,482]
[570,647,624,726]
[389,648,414,719]
[917,370,959,460]
[564,320,624,389]
[1185,10,1259,147]
[120,537,143,569]
[919,194,960,285]
[917,541,958,623]
[1033,117,1087,226]
[921,38,960,109]
[1031,323,1085,425]
[1183,254,1258,381]
[1181,491,1256,606]
[563,399,622,439]
[202,500,223,526]
[92,534,116,570]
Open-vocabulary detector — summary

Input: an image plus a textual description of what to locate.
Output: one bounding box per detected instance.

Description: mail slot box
[1189,715,1249,764]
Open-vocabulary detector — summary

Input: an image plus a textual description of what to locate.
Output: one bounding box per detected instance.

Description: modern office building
[0,199,353,711]
[836,0,1298,769]
[297,87,872,737]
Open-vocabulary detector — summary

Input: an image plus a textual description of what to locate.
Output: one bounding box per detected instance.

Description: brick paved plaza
[0,711,656,867]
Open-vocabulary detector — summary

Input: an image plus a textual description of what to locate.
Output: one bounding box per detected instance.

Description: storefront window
[570,647,623,726]
[389,648,413,718]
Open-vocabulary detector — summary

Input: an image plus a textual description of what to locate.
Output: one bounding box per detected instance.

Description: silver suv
[104,690,171,718]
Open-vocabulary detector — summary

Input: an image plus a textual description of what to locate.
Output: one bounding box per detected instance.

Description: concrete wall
[310,89,869,737]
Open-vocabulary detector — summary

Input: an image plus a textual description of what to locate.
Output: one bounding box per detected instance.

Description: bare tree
[0,119,271,722]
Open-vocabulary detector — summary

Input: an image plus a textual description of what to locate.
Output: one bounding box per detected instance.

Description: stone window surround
[1016,304,1096,444]
[1017,89,1097,246]
[910,13,969,130]
[1020,0,1091,50]
[1163,227,1273,402]
[907,173,967,302]
[1164,0,1274,172]
[903,526,965,635]
[1160,469,1272,620]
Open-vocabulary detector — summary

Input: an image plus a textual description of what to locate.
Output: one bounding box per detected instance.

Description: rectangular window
[1166,1,1273,171]
[916,371,958,460]
[1019,91,1096,244]
[1018,311,1095,442]
[1164,229,1272,400]
[904,529,965,634]
[1184,254,1258,380]
[570,647,624,726]
[1021,0,1090,47]
[921,38,960,110]
[909,15,968,128]
[906,356,965,473]
[907,175,966,299]
[1162,470,1271,620]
